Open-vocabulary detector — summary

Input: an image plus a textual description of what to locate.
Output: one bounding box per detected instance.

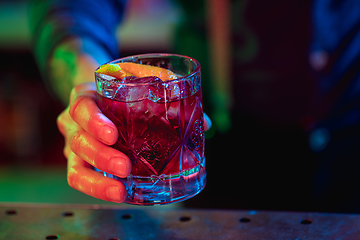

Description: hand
[57,82,212,203]
[57,82,132,203]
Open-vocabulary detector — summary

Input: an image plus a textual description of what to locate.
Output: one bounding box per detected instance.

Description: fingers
[69,83,118,145]
[67,152,127,203]
[57,82,131,203]
[68,126,131,178]
[56,90,132,178]
[204,112,212,131]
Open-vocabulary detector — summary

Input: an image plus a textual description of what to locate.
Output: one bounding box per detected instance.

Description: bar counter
[1,203,360,239]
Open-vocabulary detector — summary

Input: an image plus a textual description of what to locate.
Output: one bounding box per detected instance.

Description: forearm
[29,0,126,104]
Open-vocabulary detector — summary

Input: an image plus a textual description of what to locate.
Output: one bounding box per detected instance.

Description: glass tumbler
[95,53,206,205]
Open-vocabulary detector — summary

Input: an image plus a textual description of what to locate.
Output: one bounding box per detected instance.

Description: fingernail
[100,125,116,144]
[110,157,130,177]
[106,186,122,202]
[204,113,212,130]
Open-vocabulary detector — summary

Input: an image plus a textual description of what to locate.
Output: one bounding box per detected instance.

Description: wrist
[48,37,109,105]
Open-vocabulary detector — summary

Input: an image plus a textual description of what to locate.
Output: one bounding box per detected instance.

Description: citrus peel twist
[96,62,177,81]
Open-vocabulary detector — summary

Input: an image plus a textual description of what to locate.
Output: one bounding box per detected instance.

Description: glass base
[95,164,206,205]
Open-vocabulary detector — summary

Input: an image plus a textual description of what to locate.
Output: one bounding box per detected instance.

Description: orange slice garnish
[96,62,177,81]
[116,62,177,81]
[96,64,133,79]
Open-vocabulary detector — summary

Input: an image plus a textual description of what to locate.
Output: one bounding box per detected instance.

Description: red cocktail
[95,54,206,205]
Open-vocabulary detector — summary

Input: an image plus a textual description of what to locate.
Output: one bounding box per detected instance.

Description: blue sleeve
[311,0,360,129]
[29,0,127,75]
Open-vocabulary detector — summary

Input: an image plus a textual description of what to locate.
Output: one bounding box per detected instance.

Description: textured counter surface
[1,203,360,239]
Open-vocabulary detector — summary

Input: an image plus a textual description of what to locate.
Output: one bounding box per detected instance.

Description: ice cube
[112,85,128,101]
[132,76,163,84]
[148,81,190,103]
[114,76,163,102]
[149,82,166,102]
[121,76,137,82]
[122,76,163,84]
[98,73,116,81]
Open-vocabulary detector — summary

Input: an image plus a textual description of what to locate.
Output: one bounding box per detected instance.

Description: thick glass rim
[94,53,201,87]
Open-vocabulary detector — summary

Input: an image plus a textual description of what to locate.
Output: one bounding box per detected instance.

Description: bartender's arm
[29,0,132,202]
